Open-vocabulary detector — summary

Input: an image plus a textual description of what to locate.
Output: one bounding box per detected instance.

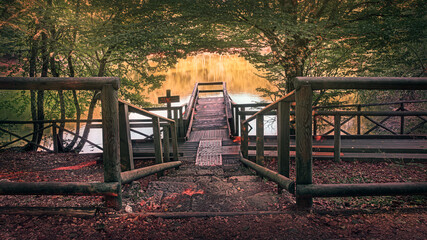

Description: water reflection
[144,53,272,104]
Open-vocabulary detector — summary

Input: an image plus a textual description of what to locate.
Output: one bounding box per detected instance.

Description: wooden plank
[120,99,174,123]
[295,85,313,209]
[0,207,97,218]
[241,122,249,158]
[295,77,427,90]
[240,154,295,193]
[297,182,427,197]
[198,82,224,86]
[170,122,179,161]
[256,114,264,166]
[152,117,163,165]
[121,161,182,184]
[0,77,120,90]
[334,114,341,163]
[163,125,170,162]
[0,182,120,196]
[119,103,134,171]
[158,96,180,104]
[277,101,290,178]
[243,91,295,124]
[101,84,122,209]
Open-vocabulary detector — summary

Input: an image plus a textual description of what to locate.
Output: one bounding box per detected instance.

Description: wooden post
[101,84,122,210]
[173,108,178,138]
[313,114,317,136]
[163,125,170,162]
[241,121,249,159]
[170,122,179,161]
[277,101,290,177]
[119,103,134,171]
[357,105,361,135]
[400,103,405,134]
[52,123,58,153]
[334,114,341,163]
[178,107,185,138]
[295,84,313,209]
[152,117,163,164]
[241,107,246,121]
[166,89,172,119]
[256,114,264,166]
[235,106,240,136]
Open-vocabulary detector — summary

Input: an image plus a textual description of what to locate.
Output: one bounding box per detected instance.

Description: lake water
[81,53,274,153]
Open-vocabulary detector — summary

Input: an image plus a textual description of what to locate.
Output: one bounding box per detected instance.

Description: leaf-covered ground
[0,151,426,239]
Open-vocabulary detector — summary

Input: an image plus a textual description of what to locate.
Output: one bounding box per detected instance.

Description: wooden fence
[293,77,427,208]
[240,91,296,194]
[0,77,181,210]
[0,77,122,209]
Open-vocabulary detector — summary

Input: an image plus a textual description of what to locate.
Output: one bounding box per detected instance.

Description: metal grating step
[196,140,222,166]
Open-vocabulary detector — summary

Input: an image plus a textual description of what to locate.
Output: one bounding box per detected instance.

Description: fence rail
[0,77,122,209]
[240,91,296,194]
[292,76,427,208]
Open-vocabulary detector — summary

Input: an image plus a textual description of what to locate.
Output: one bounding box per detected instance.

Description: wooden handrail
[198,82,224,86]
[118,99,174,124]
[183,83,199,121]
[313,100,427,109]
[242,91,295,124]
[0,77,120,90]
[294,77,427,90]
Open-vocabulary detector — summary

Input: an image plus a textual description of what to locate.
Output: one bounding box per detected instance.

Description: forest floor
[0,150,426,239]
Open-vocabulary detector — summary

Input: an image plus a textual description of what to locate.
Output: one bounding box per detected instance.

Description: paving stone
[228,175,260,182]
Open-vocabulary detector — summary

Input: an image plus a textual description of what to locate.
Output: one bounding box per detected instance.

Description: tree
[176,0,426,102]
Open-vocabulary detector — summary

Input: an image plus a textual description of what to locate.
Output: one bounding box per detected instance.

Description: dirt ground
[0,150,426,239]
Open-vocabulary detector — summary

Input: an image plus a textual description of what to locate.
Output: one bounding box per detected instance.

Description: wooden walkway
[133,96,286,213]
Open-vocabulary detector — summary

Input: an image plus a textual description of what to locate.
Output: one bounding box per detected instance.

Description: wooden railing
[182,81,234,139]
[183,83,199,140]
[292,77,427,209]
[0,119,104,152]
[0,77,122,209]
[240,91,296,194]
[117,99,180,181]
[0,77,182,210]
[313,100,427,136]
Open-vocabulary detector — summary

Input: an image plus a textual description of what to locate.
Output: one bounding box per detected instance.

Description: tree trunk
[73,47,114,152]
[23,25,39,151]
[73,90,99,152]
[64,0,82,152]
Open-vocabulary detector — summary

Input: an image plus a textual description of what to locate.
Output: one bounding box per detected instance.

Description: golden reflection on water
[144,53,272,104]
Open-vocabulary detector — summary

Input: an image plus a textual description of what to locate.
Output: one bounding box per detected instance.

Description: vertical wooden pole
[152,117,163,165]
[173,108,178,137]
[400,103,405,134]
[119,103,134,171]
[170,122,179,161]
[52,123,58,153]
[152,117,163,177]
[256,114,264,166]
[163,125,170,162]
[166,89,172,119]
[277,101,290,177]
[101,84,122,210]
[241,107,246,121]
[178,107,185,138]
[241,121,249,159]
[313,113,317,136]
[295,85,313,209]
[235,106,240,136]
[357,105,361,135]
[334,114,341,163]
